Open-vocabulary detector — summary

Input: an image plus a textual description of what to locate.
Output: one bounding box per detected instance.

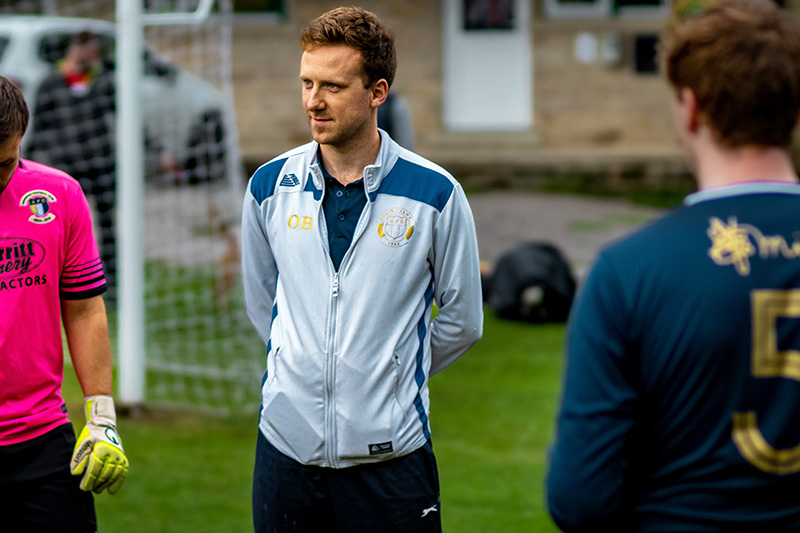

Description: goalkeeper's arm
[61,296,129,494]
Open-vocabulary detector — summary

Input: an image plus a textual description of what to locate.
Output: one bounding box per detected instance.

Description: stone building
[15,0,798,184]
[231,0,691,183]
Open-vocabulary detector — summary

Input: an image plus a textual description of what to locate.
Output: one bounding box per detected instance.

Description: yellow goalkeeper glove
[70,395,129,494]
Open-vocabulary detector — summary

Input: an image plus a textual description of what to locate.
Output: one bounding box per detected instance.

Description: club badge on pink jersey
[20,189,57,224]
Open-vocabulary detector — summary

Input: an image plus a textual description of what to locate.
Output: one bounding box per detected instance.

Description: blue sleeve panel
[375,157,453,211]
[250,157,290,204]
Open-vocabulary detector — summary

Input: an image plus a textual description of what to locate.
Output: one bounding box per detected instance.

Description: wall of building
[44,0,798,178]
[532,18,678,151]
[231,1,685,175]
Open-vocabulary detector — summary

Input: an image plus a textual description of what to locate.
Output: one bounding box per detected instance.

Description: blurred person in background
[242,6,483,532]
[25,31,118,304]
[377,90,415,150]
[546,0,800,530]
[0,74,127,532]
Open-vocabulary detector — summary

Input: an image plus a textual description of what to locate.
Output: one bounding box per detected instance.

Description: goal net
[0,0,264,415]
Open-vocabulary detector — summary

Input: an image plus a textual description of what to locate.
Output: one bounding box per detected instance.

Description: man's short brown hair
[0,75,29,143]
[663,0,800,148]
[300,6,396,89]
[70,30,99,47]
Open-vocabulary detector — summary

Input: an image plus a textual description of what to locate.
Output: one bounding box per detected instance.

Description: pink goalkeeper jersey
[0,159,106,445]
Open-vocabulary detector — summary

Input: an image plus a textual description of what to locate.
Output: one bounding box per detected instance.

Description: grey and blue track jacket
[242,131,483,468]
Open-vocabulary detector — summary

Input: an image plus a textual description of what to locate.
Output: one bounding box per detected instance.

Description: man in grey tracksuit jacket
[242,131,483,467]
[243,7,482,531]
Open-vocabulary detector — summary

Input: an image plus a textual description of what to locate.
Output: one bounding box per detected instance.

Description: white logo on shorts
[421,504,438,518]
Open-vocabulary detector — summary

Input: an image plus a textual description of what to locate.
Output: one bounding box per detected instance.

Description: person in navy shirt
[547,1,800,531]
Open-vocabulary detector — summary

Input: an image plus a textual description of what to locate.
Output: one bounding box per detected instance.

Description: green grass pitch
[62,309,564,532]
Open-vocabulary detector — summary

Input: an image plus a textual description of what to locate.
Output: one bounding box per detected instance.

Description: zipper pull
[332,272,340,298]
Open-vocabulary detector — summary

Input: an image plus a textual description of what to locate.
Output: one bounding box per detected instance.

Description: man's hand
[70,395,128,494]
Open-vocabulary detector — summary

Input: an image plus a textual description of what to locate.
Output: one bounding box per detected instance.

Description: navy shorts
[253,431,442,532]
[0,422,97,533]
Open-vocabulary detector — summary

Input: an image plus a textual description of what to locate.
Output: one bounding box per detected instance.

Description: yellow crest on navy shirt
[20,190,57,224]
[377,208,415,247]
[706,216,800,276]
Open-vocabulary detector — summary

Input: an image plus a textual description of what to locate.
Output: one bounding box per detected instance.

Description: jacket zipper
[320,167,371,467]
[313,171,340,468]
[324,271,340,467]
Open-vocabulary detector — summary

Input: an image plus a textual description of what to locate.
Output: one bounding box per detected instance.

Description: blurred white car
[0,15,227,183]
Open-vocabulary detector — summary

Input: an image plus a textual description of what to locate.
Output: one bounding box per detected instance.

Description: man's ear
[677,86,701,133]
[371,79,389,109]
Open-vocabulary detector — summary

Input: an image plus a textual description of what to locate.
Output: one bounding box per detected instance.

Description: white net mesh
[0,0,264,414]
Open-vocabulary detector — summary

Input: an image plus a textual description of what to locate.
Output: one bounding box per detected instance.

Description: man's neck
[692,137,799,190]
[319,131,381,185]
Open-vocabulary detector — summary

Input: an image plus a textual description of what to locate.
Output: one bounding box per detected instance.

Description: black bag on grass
[486,242,576,323]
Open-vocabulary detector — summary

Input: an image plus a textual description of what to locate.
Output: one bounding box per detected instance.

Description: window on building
[633,34,660,74]
[463,0,516,30]
[543,0,612,19]
[226,0,286,24]
[233,0,285,15]
[614,0,669,18]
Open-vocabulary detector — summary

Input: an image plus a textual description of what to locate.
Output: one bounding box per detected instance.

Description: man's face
[0,135,21,193]
[70,41,101,74]
[300,45,378,149]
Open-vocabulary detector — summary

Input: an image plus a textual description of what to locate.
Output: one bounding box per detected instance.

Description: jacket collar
[308,129,400,200]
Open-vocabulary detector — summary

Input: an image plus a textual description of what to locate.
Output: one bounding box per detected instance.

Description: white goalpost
[124,0,259,415]
[1,0,263,415]
[116,0,146,409]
